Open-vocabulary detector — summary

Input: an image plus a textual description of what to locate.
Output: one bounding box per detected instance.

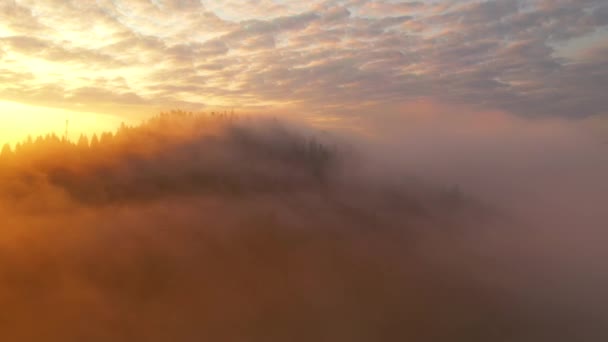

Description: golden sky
[1,0,608,144]
[0,100,125,144]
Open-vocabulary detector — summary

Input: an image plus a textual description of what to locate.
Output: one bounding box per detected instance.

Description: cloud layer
[0,113,607,341]
[1,0,607,117]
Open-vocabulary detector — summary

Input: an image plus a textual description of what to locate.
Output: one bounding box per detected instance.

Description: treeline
[0,110,476,216]
[0,111,229,163]
[0,110,337,204]
[1,110,333,167]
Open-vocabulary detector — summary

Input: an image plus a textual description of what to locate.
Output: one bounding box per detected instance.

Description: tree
[100,132,113,145]
[118,122,128,135]
[90,134,100,149]
[77,134,89,148]
[0,143,12,159]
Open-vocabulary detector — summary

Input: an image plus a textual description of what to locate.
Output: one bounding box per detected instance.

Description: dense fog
[0,111,606,341]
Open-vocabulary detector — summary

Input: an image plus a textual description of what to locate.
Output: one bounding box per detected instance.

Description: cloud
[0,113,607,341]
[0,0,607,119]
[358,1,425,17]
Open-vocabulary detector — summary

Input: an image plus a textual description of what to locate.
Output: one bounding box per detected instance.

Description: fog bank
[0,111,606,341]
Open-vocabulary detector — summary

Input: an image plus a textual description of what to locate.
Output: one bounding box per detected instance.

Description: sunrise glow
[0,100,129,145]
[1,1,607,341]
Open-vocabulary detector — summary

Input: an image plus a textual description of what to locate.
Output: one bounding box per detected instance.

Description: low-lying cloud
[0,111,606,341]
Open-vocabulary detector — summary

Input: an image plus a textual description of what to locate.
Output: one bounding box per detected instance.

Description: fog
[0,110,606,341]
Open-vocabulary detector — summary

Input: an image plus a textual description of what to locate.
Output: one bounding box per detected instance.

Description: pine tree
[77,134,89,148]
[90,134,99,149]
[100,132,113,145]
[0,143,12,159]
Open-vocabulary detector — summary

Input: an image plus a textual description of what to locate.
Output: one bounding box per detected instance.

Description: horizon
[1,1,607,139]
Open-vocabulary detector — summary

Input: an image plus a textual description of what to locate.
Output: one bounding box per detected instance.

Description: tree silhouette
[100,132,113,145]
[90,134,100,149]
[78,134,89,148]
[0,143,12,159]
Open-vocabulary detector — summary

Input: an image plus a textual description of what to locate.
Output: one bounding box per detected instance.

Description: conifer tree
[90,134,100,149]
[77,134,89,148]
[0,143,12,159]
[100,132,113,145]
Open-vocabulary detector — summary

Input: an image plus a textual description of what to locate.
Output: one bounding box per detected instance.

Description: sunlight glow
[0,100,128,146]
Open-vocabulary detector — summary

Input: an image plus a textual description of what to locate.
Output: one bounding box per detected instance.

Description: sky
[1,0,608,142]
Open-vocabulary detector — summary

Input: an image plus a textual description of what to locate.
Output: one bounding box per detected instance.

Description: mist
[0,110,606,341]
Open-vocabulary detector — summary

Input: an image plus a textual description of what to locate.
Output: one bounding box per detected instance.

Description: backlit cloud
[0,0,607,119]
